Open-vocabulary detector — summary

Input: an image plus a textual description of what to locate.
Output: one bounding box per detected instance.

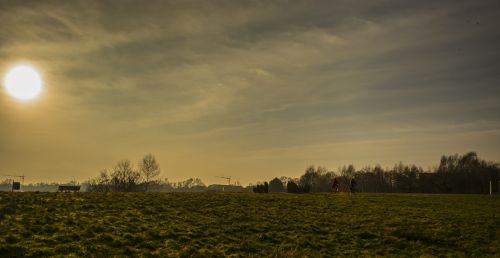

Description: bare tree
[86,169,112,192]
[112,160,141,192]
[138,154,161,191]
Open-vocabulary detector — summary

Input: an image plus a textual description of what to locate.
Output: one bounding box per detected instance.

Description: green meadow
[0,192,499,257]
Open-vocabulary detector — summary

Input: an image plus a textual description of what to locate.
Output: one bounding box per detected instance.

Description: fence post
[490,181,492,195]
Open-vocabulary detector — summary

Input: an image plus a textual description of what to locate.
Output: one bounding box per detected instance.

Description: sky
[1,0,500,185]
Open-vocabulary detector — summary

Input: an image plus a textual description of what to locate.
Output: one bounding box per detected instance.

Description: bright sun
[4,65,43,101]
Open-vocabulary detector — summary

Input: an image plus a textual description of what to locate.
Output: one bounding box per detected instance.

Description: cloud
[1,0,499,183]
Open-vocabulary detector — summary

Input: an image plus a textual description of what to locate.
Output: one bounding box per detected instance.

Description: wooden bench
[58,185,81,192]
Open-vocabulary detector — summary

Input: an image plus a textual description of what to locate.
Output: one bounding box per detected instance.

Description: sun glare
[4,65,43,101]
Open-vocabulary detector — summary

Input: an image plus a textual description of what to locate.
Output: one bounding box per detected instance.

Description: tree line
[256,152,499,194]
[85,154,249,192]
[84,151,499,194]
[86,154,161,192]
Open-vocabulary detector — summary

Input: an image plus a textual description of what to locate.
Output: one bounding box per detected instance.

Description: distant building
[207,184,249,192]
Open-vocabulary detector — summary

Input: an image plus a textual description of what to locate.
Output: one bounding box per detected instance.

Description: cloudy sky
[1,0,499,184]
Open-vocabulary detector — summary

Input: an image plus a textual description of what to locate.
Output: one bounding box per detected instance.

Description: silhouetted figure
[332,178,339,193]
[264,182,269,193]
[350,178,357,194]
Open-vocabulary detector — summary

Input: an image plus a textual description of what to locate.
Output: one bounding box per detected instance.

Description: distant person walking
[350,178,357,194]
[332,178,339,193]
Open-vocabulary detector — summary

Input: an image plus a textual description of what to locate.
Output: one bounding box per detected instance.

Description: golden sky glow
[1,1,500,184]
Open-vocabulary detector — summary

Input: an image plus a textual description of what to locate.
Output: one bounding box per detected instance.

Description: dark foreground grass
[0,192,499,257]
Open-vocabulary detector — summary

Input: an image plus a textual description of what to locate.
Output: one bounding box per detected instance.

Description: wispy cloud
[1,0,499,183]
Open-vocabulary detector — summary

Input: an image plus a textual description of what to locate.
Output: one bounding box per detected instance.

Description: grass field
[0,192,499,257]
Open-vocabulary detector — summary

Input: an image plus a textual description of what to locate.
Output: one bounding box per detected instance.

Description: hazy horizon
[1,0,500,185]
